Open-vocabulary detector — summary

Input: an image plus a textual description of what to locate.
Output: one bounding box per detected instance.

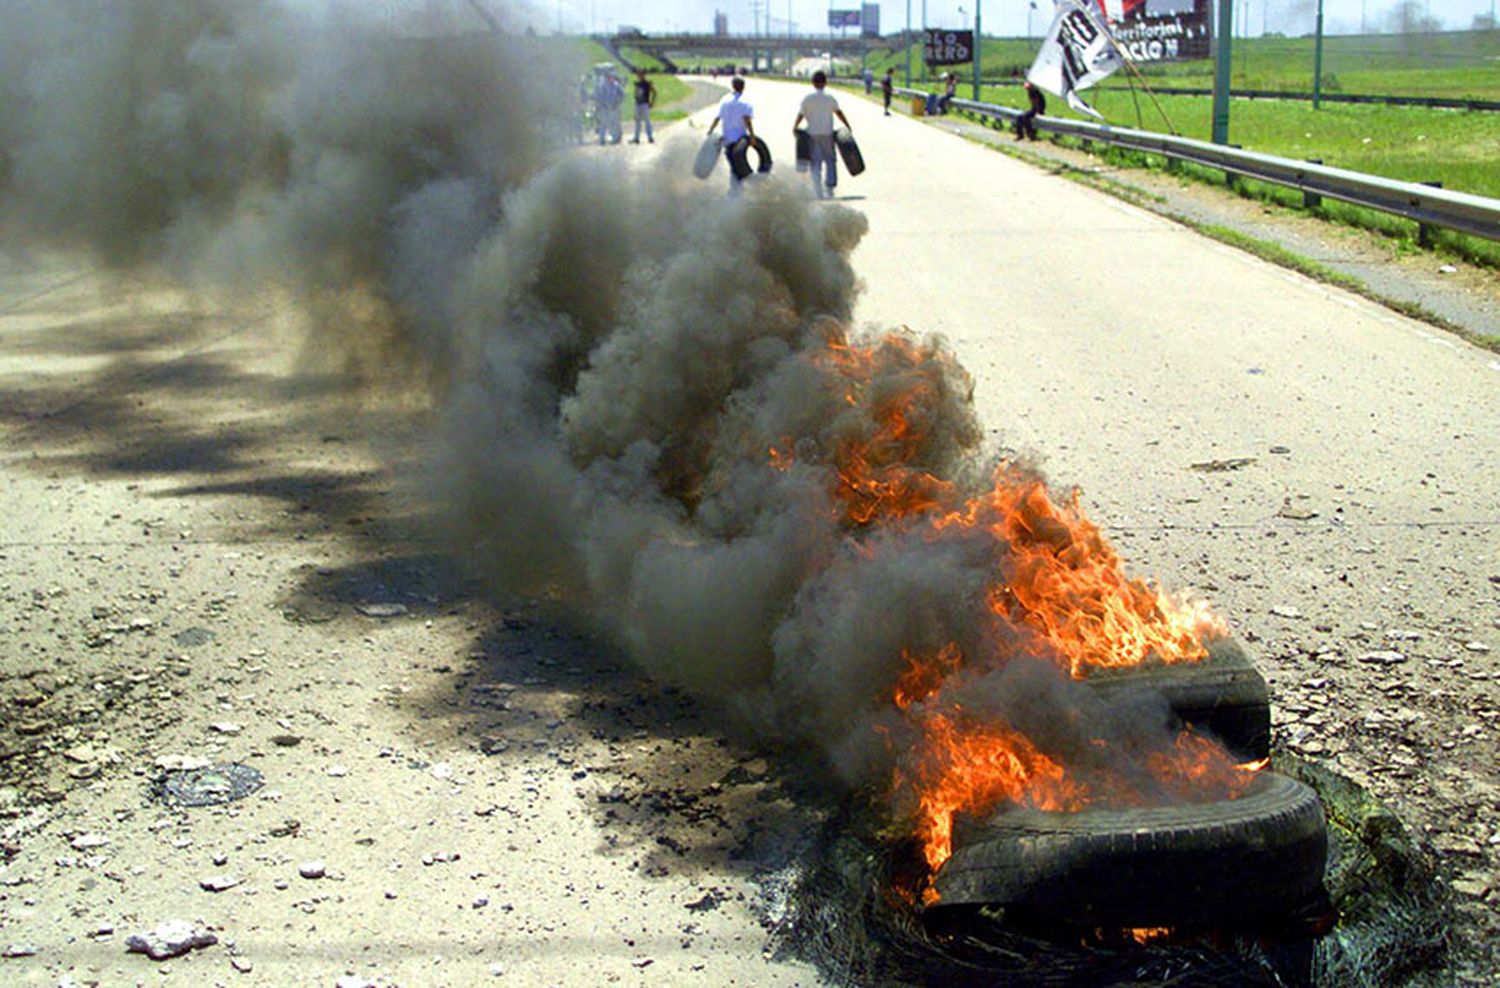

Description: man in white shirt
[792,70,852,199]
[707,77,755,193]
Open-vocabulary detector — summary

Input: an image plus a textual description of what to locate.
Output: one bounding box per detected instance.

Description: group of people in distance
[580,67,657,146]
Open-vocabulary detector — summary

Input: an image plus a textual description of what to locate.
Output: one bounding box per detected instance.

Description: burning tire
[930,771,1327,928]
[1086,637,1270,759]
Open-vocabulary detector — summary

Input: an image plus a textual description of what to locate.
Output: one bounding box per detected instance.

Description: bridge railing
[883,85,1500,244]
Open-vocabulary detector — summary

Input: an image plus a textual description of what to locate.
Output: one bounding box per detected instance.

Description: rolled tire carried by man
[693,136,720,179]
[834,127,864,176]
[725,135,772,180]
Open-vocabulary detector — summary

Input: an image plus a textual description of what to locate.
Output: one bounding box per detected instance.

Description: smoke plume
[0,0,1226,829]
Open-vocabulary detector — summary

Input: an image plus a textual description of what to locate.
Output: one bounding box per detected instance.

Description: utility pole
[1312,0,1325,109]
[972,0,982,100]
[905,0,913,86]
[1211,0,1233,144]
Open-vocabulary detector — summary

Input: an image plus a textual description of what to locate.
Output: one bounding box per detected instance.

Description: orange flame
[1128,927,1173,945]
[899,711,1088,874]
[949,472,1227,678]
[904,721,1262,880]
[765,328,1248,887]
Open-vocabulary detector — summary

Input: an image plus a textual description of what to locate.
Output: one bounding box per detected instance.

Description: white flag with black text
[1026,0,1123,119]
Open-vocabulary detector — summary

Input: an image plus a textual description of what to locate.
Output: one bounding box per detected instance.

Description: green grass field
[871,30,1500,100]
[861,30,1500,263]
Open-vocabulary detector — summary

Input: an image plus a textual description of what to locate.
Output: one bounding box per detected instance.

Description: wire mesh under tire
[929,771,1328,927]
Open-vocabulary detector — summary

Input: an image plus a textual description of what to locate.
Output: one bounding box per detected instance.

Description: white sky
[517,0,1497,37]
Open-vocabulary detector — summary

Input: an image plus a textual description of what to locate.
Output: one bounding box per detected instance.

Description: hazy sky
[514,0,1497,37]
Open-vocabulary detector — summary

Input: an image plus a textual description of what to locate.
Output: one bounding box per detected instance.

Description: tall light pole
[1312,0,1325,109]
[906,0,913,86]
[973,0,983,100]
[1211,0,1233,144]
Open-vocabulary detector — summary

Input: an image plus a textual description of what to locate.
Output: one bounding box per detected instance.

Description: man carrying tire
[706,76,755,195]
[792,70,852,200]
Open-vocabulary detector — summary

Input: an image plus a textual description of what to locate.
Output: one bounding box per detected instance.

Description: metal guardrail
[1104,85,1500,112]
[888,85,1500,244]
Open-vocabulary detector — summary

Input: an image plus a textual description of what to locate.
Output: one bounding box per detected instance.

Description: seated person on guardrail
[937,72,958,114]
[793,70,853,200]
[1015,81,1046,141]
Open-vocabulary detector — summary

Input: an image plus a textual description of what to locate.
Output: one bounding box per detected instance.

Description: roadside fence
[888,85,1500,245]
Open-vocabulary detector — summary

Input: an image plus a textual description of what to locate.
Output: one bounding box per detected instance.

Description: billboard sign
[861,4,881,37]
[828,9,861,28]
[924,29,973,66]
[1095,0,1211,62]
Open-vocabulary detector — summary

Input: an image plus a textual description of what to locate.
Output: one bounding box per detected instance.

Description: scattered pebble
[357,602,407,618]
[1357,650,1407,665]
[231,957,254,974]
[298,861,326,880]
[200,875,242,893]
[69,833,110,851]
[1270,606,1301,619]
[3,944,39,958]
[209,722,243,736]
[124,920,218,960]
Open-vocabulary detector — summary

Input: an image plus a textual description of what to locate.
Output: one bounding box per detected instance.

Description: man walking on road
[630,69,656,144]
[881,68,894,115]
[707,76,755,195]
[792,70,852,199]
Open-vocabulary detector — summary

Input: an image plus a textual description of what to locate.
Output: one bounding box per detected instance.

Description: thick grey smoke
[0,0,1221,814]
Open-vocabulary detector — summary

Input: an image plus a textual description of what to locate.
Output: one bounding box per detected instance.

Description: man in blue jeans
[706,77,755,194]
[792,70,852,199]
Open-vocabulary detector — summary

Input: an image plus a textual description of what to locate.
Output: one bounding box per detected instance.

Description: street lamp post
[1211,0,1233,143]
[906,0,913,86]
[1313,0,1325,109]
[972,0,982,101]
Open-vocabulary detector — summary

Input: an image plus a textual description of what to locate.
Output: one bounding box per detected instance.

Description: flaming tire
[1085,638,1270,760]
[929,771,1327,928]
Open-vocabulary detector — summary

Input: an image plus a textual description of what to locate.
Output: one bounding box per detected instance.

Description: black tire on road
[930,771,1328,928]
[1085,637,1270,760]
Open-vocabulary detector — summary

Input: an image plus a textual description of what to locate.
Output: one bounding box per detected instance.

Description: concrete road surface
[0,77,1494,986]
[706,76,1500,969]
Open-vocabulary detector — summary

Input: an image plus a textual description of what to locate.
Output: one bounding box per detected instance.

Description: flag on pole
[1026,0,1123,119]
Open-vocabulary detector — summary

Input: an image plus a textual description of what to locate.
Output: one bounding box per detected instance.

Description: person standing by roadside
[706,76,755,194]
[881,68,894,116]
[595,70,624,144]
[792,70,852,199]
[630,69,656,144]
[1014,80,1046,140]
